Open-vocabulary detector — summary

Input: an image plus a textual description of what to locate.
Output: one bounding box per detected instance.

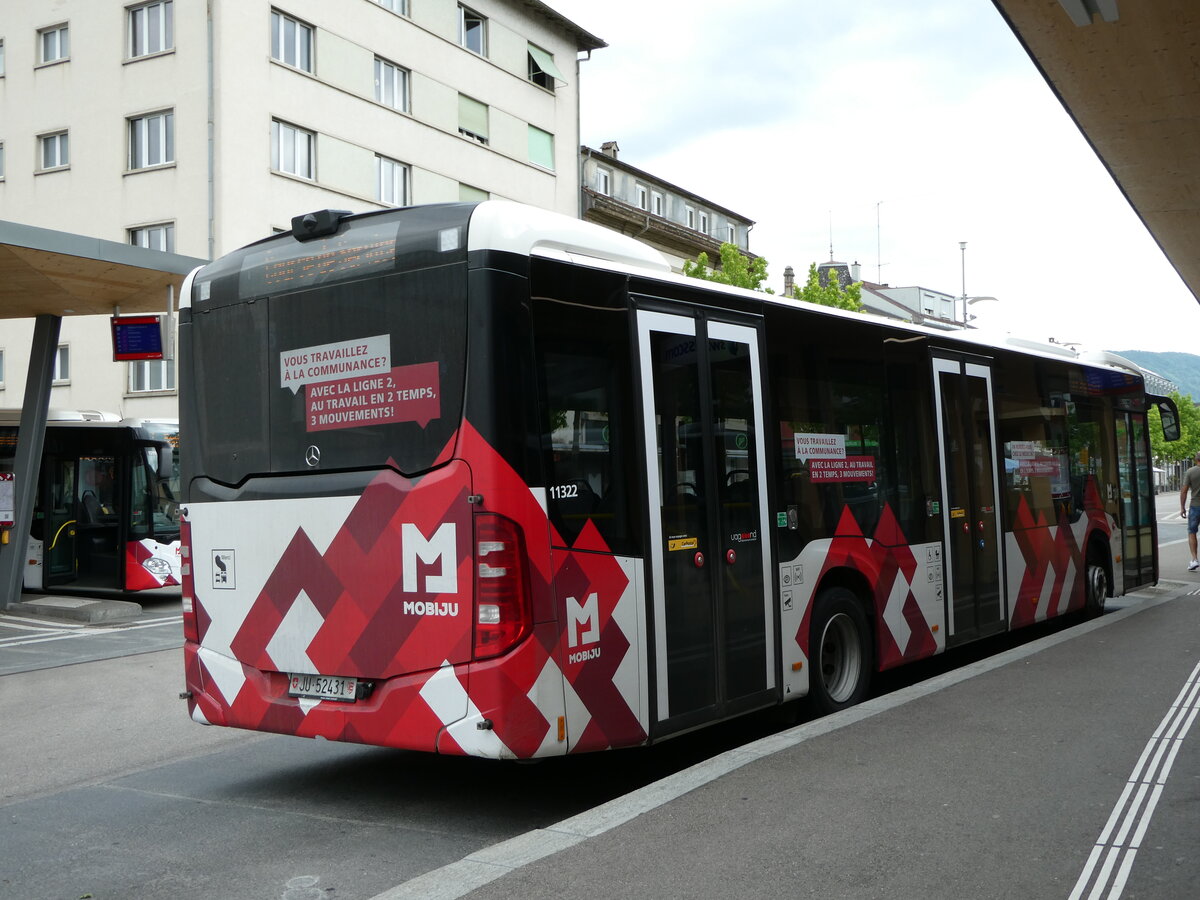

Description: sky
[546,0,1199,354]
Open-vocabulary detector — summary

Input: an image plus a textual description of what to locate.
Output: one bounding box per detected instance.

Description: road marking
[1068,659,1200,900]
[0,615,181,648]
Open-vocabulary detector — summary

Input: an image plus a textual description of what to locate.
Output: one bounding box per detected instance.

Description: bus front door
[932,355,1007,643]
[42,455,78,587]
[637,308,775,733]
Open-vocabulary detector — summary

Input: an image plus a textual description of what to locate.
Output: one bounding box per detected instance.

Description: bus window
[770,320,885,546]
[996,363,1058,526]
[533,295,639,555]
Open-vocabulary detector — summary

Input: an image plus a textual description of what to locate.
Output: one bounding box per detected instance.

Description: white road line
[1068,659,1200,900]
[0,614,87,630]
[0,616,182,648]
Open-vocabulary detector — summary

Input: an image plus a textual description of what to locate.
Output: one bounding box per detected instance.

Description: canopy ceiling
[992,0,1200,304]
[0,220,203,319]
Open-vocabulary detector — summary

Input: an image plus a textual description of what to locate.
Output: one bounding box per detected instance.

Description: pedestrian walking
[1180,451,1200,571]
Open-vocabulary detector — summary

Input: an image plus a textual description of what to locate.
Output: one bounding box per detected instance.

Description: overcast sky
[547,0,1198,354]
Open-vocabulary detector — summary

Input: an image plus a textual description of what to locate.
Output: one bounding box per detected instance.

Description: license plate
[287,673,358,702]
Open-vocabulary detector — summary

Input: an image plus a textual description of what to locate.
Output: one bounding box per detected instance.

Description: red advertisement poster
[306,361,440,432]
[810,456,876,483]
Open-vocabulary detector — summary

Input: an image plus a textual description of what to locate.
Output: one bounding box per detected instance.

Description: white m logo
[566,592,600,648]
[402,523,457,594]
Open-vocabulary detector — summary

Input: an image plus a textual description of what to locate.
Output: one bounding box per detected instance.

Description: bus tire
[809,587,873,714]
[1084,546,1109,619]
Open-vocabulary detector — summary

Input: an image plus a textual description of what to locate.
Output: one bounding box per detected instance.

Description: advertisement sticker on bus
[794,433,846,461]
[280,336,441,432]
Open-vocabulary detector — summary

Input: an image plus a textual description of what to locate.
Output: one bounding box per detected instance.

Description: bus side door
[932,354,1007,642]
[636,307,776,734]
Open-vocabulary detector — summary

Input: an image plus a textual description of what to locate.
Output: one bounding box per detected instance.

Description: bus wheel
[1084,551,1109,619]
[809,587,873,714]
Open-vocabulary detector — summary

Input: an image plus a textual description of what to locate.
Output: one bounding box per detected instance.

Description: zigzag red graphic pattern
[795,504,938,672]
[189,420,644,757]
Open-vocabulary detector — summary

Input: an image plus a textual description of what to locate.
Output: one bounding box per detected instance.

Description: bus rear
[179,204,583,758]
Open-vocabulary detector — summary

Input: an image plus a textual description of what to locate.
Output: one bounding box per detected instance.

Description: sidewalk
[376,562,1200,898]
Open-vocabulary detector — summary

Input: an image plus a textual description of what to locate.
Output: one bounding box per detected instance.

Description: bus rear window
[191,268,466,482]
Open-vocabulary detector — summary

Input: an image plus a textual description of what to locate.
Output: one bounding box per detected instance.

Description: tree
[682,243,772,293]
[794,263,863,312]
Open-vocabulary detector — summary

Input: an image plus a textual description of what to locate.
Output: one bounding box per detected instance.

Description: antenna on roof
[828,210,834,261]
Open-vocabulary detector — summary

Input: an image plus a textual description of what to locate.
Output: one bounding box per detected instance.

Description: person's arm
[1183,479,1191,516]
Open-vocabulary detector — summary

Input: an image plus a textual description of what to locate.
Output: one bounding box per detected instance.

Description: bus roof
[188,201,1146,384]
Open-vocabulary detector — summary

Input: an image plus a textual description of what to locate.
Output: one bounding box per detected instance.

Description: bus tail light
[180,519,199,644]
[473,513,531,660]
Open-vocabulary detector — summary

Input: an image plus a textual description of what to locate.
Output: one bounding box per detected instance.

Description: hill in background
[1114,350,1200,399]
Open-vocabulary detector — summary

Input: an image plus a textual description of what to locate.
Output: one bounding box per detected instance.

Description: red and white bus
[178,202,1176,758]
[1,410,182,593]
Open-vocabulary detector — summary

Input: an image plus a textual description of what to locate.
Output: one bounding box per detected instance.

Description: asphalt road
[0,490,1194,899]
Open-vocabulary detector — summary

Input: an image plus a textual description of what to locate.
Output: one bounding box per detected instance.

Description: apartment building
[0,0,602,416]
[580,142,755,272]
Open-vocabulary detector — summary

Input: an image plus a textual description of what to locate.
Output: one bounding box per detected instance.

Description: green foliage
[1149,390,1199,463]
[795,263,863,312]
[682,243,772,293]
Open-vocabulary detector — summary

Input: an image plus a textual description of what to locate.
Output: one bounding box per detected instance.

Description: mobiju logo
[566,592,601,664]
[400,522,457,607]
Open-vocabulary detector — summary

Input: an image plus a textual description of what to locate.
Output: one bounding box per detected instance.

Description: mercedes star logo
[305,445,321,467]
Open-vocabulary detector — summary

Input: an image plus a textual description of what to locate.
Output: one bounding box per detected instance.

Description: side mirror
[1155,397,1181,442]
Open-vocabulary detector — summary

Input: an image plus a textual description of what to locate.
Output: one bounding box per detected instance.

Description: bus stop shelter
[991,0,1200,307]
[0,219,203,609]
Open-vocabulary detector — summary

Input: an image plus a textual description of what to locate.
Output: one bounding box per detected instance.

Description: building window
[686,206,696,229]
[0,142,5,180]
[128,110,174,170]
[458,94,488,145]
[595,167,611,196]
[53,345,70,384]
[528,126,554,170]
[0,348,5,389]
[39,24,69,64]
[459,183,488,202]
[375,155,409,206]
[272,119,314,179]
[128,1,173,58]
[458,6,486,56]
[373,0,407,13]
[270,10,313,73]
[636,185,648,210]
[39,131,69,170]
[129,222,175,251]
[1,39,6,76]
[727,224,736,242]
[528,43,563,91]
[699,211,710,234]
[374,57,409,112]
[129,359,175,393]
[651,191,664,217]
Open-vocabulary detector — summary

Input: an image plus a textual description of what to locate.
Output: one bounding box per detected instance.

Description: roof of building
[580,146,756,225]
[524,0,606,51]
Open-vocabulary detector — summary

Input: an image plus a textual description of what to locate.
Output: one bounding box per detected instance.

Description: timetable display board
[111,315,165,361]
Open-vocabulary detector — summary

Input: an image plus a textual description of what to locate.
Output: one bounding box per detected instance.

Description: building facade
[580,142,754,272]
[0,0,601,416]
